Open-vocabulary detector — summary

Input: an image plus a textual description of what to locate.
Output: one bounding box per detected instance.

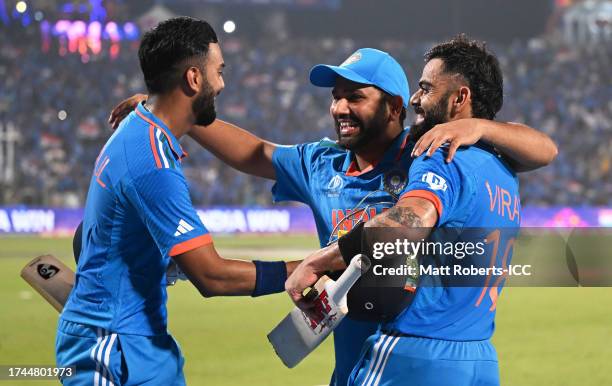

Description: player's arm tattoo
[369,206,423,228]
[368,197,434,228]
[364,197,436,248]
[387,206,423,227]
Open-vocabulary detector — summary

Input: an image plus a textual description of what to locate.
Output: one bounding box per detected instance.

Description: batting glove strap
[252,260,287,297]
[337,221,365,266]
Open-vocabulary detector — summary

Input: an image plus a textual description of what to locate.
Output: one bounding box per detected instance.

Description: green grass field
[1,235,611,385]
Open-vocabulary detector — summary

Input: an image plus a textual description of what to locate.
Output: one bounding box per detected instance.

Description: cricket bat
[20,255,75,312]
[267,254,371,368]
[22,254,187,313]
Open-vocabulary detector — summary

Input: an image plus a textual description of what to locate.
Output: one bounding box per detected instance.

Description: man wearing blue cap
[110,46,556,385]
[286,36,549,385]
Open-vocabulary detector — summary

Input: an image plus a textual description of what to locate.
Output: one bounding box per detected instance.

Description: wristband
[252,260,287,297]
[337,221,365,266]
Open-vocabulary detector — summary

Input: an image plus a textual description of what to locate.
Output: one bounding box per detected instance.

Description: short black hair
[138,17,218,95]
[425,34,503,120]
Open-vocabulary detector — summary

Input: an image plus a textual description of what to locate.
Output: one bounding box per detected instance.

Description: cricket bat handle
[266,254,371,368]
[20,255,75,312]
[331,254,371,305]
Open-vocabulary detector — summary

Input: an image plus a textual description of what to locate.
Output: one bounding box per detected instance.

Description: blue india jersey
[384,144,521,341]
[272,129,414,246]
[272,128,415,386]
[61,103,212,336]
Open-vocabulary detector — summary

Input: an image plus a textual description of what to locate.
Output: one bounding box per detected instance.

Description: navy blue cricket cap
[309,48,410,108]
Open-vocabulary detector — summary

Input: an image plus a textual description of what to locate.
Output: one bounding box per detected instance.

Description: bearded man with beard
[287,36,540,386]
[57,17,300,386]
[110,43,556,385]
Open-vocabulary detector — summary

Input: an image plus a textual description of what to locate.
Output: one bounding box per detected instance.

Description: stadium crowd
[1,24,610,207]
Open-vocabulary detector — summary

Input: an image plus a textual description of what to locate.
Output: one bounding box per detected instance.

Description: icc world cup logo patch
[383,169,407,196]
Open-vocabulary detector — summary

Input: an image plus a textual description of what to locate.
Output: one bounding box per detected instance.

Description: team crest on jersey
[341,52,362,67]
[326,174,344,197]
[383,169,407,196]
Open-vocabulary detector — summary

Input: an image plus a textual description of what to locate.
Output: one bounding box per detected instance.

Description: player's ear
[184,66,201,96]
[388,95,404,122]
[451,86,471,117]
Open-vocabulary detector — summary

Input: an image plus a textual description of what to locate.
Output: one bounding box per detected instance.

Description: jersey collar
[134,102,188,160]
[343,127,412,176]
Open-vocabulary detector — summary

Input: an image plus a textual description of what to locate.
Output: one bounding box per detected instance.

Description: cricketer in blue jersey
[109,48,556,386]
[285,36,552,386]
[57,18,298,386]
[259,51,549,386]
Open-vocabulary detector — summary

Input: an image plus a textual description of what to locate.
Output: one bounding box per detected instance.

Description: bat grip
[331,254,370,305]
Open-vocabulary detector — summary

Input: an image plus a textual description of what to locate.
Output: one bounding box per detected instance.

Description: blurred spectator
[1,23,610,207]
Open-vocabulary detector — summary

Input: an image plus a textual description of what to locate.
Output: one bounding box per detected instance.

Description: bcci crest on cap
[341,52,362,67]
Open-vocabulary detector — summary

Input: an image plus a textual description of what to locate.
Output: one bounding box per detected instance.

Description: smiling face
[409,58,456,140]
[192,43,225,126]
[330,77,391,151]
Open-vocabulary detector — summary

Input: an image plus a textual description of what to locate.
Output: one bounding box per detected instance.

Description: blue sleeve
[126,169,212,257]
[401,150,464,225]
[271,143,317,205]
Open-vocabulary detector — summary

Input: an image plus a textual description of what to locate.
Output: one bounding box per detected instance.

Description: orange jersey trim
[148,124,162,169]
[169,234,213,256]
[345,160,376,177]
[180,147,189,158]
[95,156,110,188]
[400,189,444,219]
[136,108,186,160]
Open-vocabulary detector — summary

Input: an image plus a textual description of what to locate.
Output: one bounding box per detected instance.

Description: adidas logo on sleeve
[174,219,194,237]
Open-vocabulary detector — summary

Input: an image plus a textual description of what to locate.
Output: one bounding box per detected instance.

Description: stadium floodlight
[16,1,27,13]
[223,20,236,33]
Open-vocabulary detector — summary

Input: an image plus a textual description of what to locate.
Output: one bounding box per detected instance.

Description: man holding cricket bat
[286,35,531,386]
[55,17,298,386]
[109,45,556,384]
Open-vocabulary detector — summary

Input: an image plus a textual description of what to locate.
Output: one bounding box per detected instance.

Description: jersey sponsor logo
[174,219,195,237]
[421,172,447,191]
[341,52,362,67]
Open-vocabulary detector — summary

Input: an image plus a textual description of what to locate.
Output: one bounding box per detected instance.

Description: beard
[335,99,389,151]
[411,93,451,141]
[192,81,217,126]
